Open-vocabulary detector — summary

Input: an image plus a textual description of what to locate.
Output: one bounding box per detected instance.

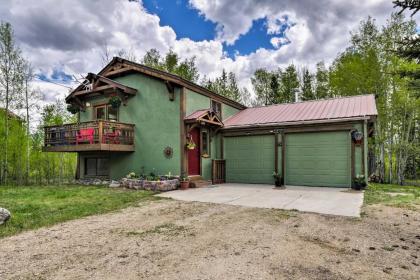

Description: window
[107,106,118,122]
[95,105,106,120]
[211,100,221,118]
[94,105,118,121]
[85,157,109,177]
[201,130,210,157]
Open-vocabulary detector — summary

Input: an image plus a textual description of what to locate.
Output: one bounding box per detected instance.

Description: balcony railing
[43,120,135,152]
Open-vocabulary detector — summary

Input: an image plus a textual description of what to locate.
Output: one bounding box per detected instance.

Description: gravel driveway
[0,199,419,279]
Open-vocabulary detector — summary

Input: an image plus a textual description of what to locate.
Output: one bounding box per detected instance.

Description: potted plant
[179,173,189,190]
[109,95,122,108]
[126,172,138,179]
[186,135,196,150]
[66,104,79,114]
[353,174,367,190]
[272,172,282,187]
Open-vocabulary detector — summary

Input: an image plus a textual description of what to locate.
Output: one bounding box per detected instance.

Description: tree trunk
[25,78,30,185]
[376,120,385,183]
[4,79,9,185]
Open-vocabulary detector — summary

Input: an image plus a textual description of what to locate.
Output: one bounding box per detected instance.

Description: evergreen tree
[269,73,280,103]
[251,69,276,106]
[315,61,330,99]
[227,71,241,102]
[301,68,315,101]
[279,64,299,103]
[202,70,243,103]
[393,0,420,93]
[142,49,162,69]
[141,49,199,82]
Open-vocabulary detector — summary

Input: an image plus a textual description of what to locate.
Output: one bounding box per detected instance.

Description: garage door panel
[225,135,275,184]
[286,131,350,187]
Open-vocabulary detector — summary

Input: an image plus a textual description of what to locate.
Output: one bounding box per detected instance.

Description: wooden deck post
[98,121,103,143]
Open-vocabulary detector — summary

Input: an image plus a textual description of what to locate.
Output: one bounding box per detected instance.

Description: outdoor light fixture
[85,102,91,107]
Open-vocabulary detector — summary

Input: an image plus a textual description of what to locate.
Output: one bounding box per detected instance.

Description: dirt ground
[0,199,419,280]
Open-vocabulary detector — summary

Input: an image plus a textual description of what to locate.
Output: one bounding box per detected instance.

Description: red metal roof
[184,109,209,120]
[224,95,377,128]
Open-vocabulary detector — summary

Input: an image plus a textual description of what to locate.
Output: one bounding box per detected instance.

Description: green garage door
[224,135,274,184]
[285,131,350,187]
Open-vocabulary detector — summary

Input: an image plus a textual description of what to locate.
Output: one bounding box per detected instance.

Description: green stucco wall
[185,89,210,116]
[222,104,240,120]
[185,89,242,180]
[109,73,181,179]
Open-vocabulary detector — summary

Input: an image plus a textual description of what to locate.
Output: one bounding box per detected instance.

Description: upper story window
[211,100,221,118]
[94,105,118,121]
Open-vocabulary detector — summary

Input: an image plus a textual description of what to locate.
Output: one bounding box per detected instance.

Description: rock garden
[77,172,181,192]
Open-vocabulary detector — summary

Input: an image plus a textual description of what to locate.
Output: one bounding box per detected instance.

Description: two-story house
[44,57,377,188]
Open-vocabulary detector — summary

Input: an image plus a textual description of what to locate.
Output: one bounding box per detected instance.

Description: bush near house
[0,185,158,238]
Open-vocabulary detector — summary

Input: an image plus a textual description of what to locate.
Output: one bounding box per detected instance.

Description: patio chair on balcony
[76,128,95,145]
[103,129,121,144]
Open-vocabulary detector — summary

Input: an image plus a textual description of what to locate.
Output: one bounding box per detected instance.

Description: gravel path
[0,199,419,279]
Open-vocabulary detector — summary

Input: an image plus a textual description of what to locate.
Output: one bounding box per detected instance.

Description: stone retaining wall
[120,178,179,192]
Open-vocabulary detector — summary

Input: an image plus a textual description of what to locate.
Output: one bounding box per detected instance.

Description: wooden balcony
[43,121,135,152]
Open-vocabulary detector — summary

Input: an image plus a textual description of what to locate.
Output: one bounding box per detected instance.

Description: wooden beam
[42,143,135,152]
[115,88,128,106]
[165,81,175,101]
[281,132,285,186]
[73,97,86,112]
[180,87,187,176]
[187,122,199,132]
[73,85,114,97]
[274,132,279,174]
[351,138,355,188]
[102,65,137,78]
[362,120,369,178]
[284,125,354,133]
[91,73,137,95]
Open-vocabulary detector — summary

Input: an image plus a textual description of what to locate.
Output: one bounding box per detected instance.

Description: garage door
[285,131,350,187]
[224,135,274,184]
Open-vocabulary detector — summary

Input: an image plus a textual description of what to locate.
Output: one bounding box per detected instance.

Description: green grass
[0,185,158,238]
[364,183,420,209]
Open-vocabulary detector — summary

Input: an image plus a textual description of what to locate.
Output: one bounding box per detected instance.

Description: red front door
[188,128,200,175]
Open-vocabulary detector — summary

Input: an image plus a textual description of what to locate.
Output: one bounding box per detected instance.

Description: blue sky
[143,0,291,57]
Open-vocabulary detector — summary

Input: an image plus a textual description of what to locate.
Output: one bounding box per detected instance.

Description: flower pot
[352,182,366,190]
[180,181,189,190]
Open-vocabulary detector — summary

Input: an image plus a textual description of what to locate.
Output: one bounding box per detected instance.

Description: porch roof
[184,109,223,127]
[66,72,137,105]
